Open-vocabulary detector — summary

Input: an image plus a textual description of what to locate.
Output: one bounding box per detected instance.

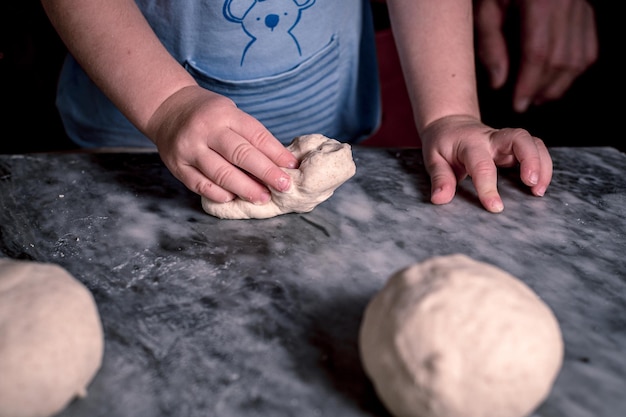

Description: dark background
[474,1,623,153]
[0,1,623,153]
[0,2,76,153]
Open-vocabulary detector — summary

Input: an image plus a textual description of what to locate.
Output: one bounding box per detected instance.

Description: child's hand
[420,115,552,213]
[146,85,299,204]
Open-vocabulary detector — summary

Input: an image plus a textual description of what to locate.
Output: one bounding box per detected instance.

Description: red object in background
[362,28,421,148]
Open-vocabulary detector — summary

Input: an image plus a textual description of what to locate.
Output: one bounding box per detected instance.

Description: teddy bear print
[223,0,316,66]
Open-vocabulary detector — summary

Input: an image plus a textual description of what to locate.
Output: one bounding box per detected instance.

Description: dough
[202,134,356,219]
[0,259,104,417]
[359,254,564,417]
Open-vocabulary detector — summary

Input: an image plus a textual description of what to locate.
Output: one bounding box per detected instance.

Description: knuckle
[195,180,215,197]
[229,142,255,166]
[509,128,532,140]
[196,180,232,203]
[211,164,235,188]
[542,88,564,101]
[525,48,550,66]
[471,160,496,178]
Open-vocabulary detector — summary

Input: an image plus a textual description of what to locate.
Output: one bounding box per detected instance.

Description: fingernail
[490,199,504,213]
[286,160,298,169]
[255,191,271,204]
[276,175,291,192]
[535,186,546,197]
[514,98,530,113]
[529,171,538,185]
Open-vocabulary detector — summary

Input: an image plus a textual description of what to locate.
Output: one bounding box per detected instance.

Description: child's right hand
[146,85,299,205]
[419,115,553,213]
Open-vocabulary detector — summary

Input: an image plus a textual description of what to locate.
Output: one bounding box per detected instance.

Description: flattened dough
[359,254,564,417]
[202,134,356,219]
[0,259,104,417]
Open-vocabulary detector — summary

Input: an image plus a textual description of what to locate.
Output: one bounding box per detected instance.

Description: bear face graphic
[223,0,316,65]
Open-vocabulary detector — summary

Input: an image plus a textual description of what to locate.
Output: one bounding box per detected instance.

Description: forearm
[386,0,480,133]
[41,0,197,136]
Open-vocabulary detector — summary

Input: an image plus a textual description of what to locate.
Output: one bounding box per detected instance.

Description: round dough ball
[202,133,356,219]
[0,259,104,417]
[359,254,563,417]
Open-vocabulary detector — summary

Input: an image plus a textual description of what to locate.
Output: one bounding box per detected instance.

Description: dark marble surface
[0,147,624,417]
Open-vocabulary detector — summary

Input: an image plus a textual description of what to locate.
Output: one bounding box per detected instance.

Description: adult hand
[420,115,552,213]
[146,85,299,205]
[474,0,598,112]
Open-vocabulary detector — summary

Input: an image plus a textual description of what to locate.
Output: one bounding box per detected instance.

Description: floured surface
[0,147,624,417]
[202,134,356,219]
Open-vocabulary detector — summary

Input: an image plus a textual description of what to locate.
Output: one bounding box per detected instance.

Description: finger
[565,0,599,71]
[513,53,547,112]
[474,0,510,89]
[528,4,580,104]
[496,129,552,197]
[174,162,238,204]
[534,2,598,105]
[462,146,503,213]
[512,135,551,196]
[503,128,542,188]
[203,128,295,199]
[230,111,299,169]
[532,69,577,105]
[424,153,459,206]
[527,138,552,197]
[189,144,276,204]
[516,0,598,109]
[205,111,298,195]
[513,1,555,112]
[582,5,599,65]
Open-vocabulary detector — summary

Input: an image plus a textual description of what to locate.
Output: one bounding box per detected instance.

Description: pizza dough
[359,254,564,417]
[0,259,104,417]
[202,134,356,219]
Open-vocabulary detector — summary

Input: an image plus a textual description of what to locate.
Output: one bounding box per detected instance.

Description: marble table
[0,146,624,417]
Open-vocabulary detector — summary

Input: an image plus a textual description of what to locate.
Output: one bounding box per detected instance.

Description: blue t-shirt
[56,0,381,147]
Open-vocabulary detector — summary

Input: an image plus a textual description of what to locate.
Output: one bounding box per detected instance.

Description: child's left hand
[419,115,553,213]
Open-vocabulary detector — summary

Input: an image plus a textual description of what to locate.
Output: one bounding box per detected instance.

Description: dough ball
[359,254,563,417]
[0,259,104,417]
[202,133,356,219]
